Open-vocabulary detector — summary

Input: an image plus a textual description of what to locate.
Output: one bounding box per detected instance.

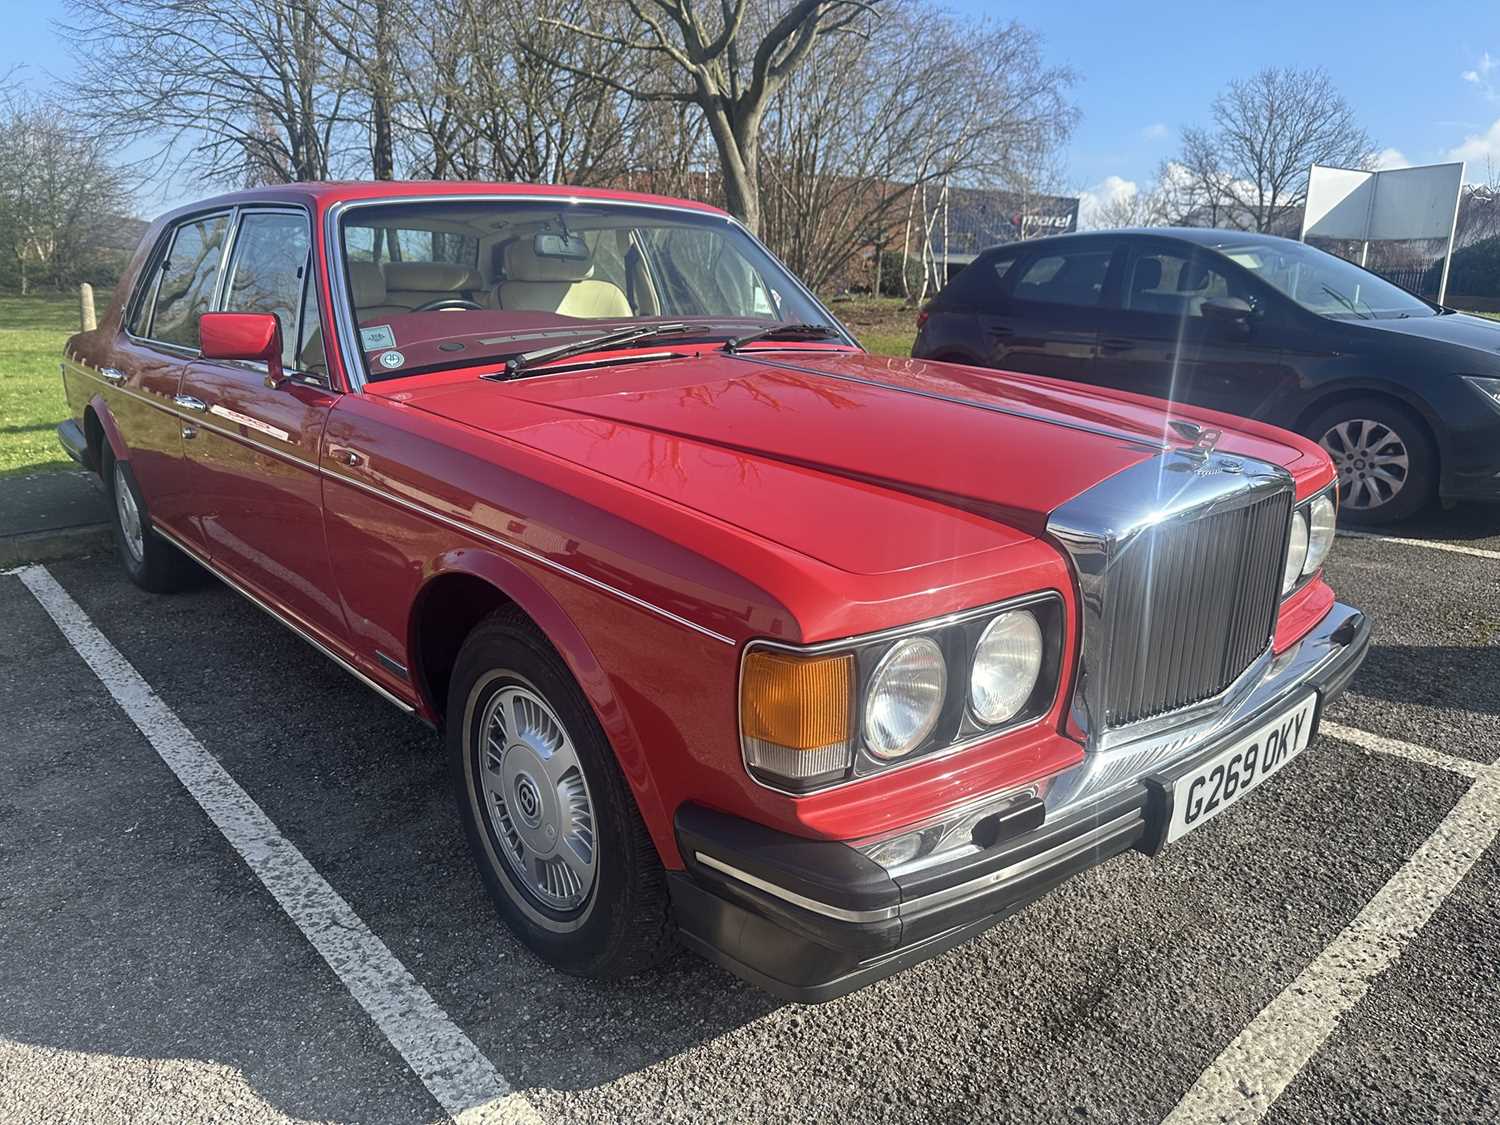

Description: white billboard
[1301,162,1465,302]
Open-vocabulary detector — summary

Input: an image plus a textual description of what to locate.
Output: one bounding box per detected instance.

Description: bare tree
[0,91,132,292]
[758,4,1075,291]
[534,0,878,234]
[1163,67,1375,232]
[62,0,352,187]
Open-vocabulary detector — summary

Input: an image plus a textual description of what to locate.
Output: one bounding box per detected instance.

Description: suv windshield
[1217,240,1436,320]
[336,199,840,380]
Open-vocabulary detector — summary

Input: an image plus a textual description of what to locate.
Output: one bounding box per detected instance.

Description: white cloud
[1141,122,1169,142]
[1078,175,1139,229]
[1374,147,1410,170]
[1447,117,1500,176]
[1463,50,1497,98]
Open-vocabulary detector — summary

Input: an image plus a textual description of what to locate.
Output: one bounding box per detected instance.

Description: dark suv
[913,228,1500,523]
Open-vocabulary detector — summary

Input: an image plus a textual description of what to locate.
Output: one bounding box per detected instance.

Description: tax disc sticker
[378,350,405,369]
[360,324,396,350]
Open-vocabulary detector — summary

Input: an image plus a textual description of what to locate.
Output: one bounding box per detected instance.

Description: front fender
[412,548,674,863]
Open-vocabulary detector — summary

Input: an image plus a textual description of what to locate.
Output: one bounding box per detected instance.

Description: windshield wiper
[1320,283,1370,320]
[500,322,693,378]
[723,322,843,352]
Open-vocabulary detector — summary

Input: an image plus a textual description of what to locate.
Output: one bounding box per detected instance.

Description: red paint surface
[62,182,1346,869]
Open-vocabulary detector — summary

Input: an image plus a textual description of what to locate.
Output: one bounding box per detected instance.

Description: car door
[175,206,348,645]
[1090,241,1297,417]
[983,241,1122,382]
[111,211,236,544]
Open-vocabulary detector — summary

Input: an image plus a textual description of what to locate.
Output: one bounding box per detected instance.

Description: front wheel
[1306,398,1436,525]
[447,609,675,979]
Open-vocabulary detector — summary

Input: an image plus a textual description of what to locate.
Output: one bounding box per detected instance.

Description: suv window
[1124,248,1248,317]
[934,251,1019,312]
[149,213,231,348]
[223,211,310,368]
[1013,247,1113,308]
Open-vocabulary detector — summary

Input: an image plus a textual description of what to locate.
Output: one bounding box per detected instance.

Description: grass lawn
[1,294,82,477]
[829,295,920,357]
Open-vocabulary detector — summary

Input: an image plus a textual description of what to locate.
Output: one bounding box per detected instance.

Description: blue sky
[8,0,1500,218]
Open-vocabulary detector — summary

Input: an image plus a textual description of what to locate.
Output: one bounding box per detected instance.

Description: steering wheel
[411,297,484,313]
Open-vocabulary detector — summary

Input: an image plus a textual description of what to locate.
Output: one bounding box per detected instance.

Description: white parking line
[1164,736,1500,1125]
[1337,528,1500,560]
[15,565,541,1125]
[1321,720,1487,779]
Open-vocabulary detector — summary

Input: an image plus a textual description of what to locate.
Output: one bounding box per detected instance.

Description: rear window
[1013,248,1112,308]
[932,252,1017,312]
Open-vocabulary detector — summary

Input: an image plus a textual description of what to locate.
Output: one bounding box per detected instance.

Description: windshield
[1217,240,1436,320]
[335,199,841,381]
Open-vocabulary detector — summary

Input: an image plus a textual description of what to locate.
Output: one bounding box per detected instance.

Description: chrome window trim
[322,193,855,393]
[738,589,1065,797]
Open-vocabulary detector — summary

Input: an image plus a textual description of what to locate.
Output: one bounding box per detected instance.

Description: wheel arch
[1292,384,1444,469]
[407,550,673,858]
[84,394,129,473]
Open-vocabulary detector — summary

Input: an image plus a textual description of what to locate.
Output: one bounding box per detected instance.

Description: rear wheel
[1306,398,1435,525]
[448,609,675,979]
[104,453,196,592]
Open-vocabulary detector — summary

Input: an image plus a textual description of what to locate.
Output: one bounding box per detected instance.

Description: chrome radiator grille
[1098,488,1292,727]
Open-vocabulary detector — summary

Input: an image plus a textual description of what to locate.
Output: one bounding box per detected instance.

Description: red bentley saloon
[58,182,1369,1001]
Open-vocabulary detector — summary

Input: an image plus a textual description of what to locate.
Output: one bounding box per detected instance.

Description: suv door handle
[100,367,127,384]
[174,394,207,412]
[1099,337,1135,352]
[987,325,1014,339]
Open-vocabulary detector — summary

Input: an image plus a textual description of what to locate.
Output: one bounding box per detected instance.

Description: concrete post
[79,283,97,331]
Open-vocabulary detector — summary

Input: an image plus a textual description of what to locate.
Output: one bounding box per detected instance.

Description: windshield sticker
[361,324,396,351]
[377,350,405,370]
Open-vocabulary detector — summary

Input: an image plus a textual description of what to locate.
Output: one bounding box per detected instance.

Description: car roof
[977,227,1303,257]
[156,180,730,223]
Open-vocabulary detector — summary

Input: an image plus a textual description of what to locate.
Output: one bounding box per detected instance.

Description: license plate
[1165,693,1319,844]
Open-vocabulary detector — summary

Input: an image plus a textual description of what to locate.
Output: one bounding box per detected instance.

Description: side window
[294,269,329,379]
[223,211,311,368]
[125,232,170,336]
[150,213,231,348]
[1124,249,1246,317]
[1013,248,1113,308]
[935,251,1019,312]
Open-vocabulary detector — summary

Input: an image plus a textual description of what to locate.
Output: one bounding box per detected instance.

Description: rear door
[1090,240,1296,417]
[112,210,235,543]
[985,240,1122,382]
[175,206,348,644]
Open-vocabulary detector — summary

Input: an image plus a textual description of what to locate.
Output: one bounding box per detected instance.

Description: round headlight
[864,637,946,760]
[1302,493,1336,576]
[1282,508,1309,594]
[970,610,1044,726]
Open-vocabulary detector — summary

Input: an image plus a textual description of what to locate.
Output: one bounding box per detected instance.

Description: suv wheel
[448,609,675,979]
[1306,399,1435,525]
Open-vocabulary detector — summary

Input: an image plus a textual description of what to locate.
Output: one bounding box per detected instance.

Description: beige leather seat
[349,261,407,321]
[496,239,632,318]
[383,261,488,310]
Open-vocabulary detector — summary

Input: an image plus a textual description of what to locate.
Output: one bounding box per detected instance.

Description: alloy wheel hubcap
[1319,418,1409,511]
[114,467,145,563]
[478,684,597,912]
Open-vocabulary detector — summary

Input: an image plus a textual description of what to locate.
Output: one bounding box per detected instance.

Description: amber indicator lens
[741,650,854,785]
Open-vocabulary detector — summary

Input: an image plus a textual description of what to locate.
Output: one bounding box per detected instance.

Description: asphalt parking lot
[2,507,1497,1125]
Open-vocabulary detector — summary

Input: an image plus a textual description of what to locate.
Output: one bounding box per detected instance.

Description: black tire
[1304,397,1436,526]
[103,452,197,593]
[447,608,675,979]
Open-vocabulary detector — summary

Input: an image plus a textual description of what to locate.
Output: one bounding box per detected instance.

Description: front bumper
[670,602,1370,1003]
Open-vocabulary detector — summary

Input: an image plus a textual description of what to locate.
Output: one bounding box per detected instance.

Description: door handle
[1099,337,1134,352]
[100,367,127,384]
[181,425,198,440]
[987,325,1015,339]
[328,444,364,468]
[174,394,207,412]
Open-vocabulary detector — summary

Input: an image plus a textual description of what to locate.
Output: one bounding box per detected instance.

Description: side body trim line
[150,521,418,715]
